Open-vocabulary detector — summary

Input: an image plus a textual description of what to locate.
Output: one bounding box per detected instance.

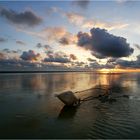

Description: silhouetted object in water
[98,94,117,103]
[55,91,80,106]
[57,105,78,119]
[122,95,129,98]
[56,88,129,106]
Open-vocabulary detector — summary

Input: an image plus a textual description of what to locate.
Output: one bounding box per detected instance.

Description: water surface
[0,72,140,138]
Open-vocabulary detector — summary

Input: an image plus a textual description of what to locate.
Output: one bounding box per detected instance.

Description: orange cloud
[18,26,77,45]
[70,54,77,60]
[82,20,128,31]
[63,12,128,31]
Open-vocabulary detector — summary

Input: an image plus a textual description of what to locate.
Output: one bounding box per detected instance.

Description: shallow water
[0,72,140,138]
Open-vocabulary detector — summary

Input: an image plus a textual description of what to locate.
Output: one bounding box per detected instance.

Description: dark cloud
[134,44,140,50]
[0,7,42,27]
[59,33,76,45]
[77,31,91,47]
[16,40,26,46]
[72,0,90,8]
[44,57,70,63]
[0,37,7,42]
[46,50,54,56]
[20,50,41,61]
[59,37,70,45]
[89,61,103,69]
[2,48,22,54]
[0,54,79,71]
[0,58,43,71]
[36,43,51,50]
[116,59,136,68]
[87,58,96,62]
[36,43,42,48]
[77,28,134,59]
[112,55,140,68]
[74,61,85,67]
[44,51,71,63]
[137,55,140,61]
[3,48,15,53]
[88,55,140,69]
[43,44,51,50]
[2,48,11,53]
[86,59,104,69]
[0,57,85,71]
[88,60,115,69]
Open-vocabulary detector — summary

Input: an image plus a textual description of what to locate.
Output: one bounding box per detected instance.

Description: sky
[0,0,140,71]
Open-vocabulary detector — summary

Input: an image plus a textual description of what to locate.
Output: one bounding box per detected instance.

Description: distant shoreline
[0,71,94,73]
[0,71,127,75]
[0,70,140,74]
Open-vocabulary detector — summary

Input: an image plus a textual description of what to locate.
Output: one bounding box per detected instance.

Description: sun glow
[97,68,140,73]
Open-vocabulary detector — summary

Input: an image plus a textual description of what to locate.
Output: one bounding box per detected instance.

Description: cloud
[59,37,70,45]
[39,27,67,41]
[87,58,96,62]
[0,52,6,59]
[72,0,90,9]
[36,43,42,48]
[19,26,67,42]
[44,6,128,31]
[87,59,117,69]
[36,43,51,50]
[89,61,103,69]
[44,51,71,63]
[71,61,86,68]
[77,31,91,47]
[63,12,128,30]
[70,54,77,60]
[0,50,71,71]
[137,55,140,61]
[0,7,43,27]
[45,50,54,56]
[0,49,21,61]
[77,27,134,58]
[103,55,140,69]
[115,55,140,68]
[44,57,70,63]
[46,6,63,15]
[59,35,77,45]
[82,20,128,31]
[0,37,7,42]
[65,12,85,26]
[16,40,26,46]
[2,48,21,54]
[18,26,76,45]
[20,50,41,61]
[134,44,140,50]
[107,58,118,63]
[73,61,85,67]
[43,45,51,50]
[0,58,44,71]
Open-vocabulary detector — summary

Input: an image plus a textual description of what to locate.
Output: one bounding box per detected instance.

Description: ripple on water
[87,101,137,139]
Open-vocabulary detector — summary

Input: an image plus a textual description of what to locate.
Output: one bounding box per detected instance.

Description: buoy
[55,91,80,106]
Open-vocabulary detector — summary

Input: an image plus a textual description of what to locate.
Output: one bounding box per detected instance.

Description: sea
[0,72,140,138]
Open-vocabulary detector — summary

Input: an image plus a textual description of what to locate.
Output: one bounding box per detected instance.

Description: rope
[74,86,113,105]
[75,87,111,94]
[77,93,129,106]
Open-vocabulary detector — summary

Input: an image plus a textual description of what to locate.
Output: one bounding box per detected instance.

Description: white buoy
[55,91,79,106]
